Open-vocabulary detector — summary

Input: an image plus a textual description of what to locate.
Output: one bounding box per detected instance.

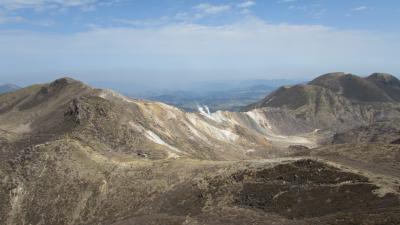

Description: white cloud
[0,0,45,10]
[112,17,169,27]
[175,3,232,21]
[312,9,326,18]
[0,10,53,25]
[0,18,399,83]
[352,6,368,11]
[278,0,296,3]
[237,1,255,8]
[0,0,111,11]
[0,14,24,24]
[240,8,251,14]
[287,4,326,19]
[194,3,231,15]
[288,5,307,10]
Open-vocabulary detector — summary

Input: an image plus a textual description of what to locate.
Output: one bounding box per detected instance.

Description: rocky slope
[330,121,400,145]
[1,76,400,225]
[2,140,399,225]
[0,78,315,161]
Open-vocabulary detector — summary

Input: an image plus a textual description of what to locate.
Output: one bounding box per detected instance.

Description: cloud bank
[0,17,399,86]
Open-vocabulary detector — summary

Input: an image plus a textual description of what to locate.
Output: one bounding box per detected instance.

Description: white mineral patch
[245,109,272,129]
[186,114,238,142]
[184,121,210,143]
[244,109,313,146]
[246,149,256,153]
[99,89,135,103]
[210,111,240,125]
[12,123,31,134]
[129,121,181,158]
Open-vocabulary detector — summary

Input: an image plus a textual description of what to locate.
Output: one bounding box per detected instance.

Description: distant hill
[0,84,20,94]
[143,79,303,112]
[309,72,400,102]
[255,72,400,109]
[245,72,400,132]
[146,84,276,112]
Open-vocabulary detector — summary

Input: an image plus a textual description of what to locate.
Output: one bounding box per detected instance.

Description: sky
[0,0,399,90]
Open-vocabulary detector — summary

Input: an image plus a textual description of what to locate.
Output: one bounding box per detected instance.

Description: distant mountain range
[0,84,20,94]
[141,79,304,112]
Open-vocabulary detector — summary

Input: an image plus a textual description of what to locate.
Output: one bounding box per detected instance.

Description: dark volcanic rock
[288,145,310,156]
[65,99,84,123]
[232,160,398,219]
[391,139,400,145]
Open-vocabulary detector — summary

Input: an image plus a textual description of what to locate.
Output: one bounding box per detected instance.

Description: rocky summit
[1,73,400,225]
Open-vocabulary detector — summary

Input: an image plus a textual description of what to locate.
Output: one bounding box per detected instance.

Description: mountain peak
[37,77,90,95]
[367,73,400,84]
[309,72,347,82]
[49,77,83,87]
[317,72,347,77]
[308,72,354,85]
[366,73,400,101]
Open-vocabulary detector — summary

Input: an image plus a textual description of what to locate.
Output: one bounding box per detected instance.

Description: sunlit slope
[0,78,315,161]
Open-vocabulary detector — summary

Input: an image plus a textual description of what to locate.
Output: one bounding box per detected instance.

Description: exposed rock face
[65,99,84,123]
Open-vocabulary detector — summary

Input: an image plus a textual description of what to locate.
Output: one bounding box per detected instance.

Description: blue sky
[0,0,399,89]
